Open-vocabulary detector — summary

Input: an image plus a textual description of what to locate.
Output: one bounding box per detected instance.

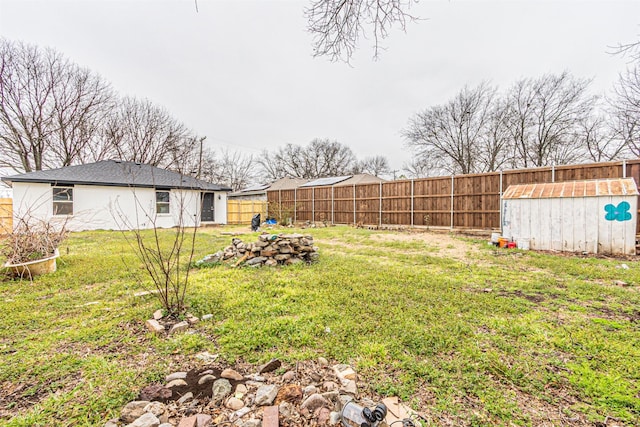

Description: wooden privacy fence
[267,160,640,231]
[227,200,268,225]
[0,198,12,234]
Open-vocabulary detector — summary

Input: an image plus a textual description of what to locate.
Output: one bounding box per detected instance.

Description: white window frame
[156,190,170,215]
[52,186,74,216]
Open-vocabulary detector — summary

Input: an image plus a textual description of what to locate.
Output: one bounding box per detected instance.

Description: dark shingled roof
[1,160,232,191]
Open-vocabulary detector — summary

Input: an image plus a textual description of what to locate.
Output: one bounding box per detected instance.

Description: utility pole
[197,136,205,178]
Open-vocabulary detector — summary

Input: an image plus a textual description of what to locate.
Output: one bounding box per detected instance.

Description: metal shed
[501,178,639,255]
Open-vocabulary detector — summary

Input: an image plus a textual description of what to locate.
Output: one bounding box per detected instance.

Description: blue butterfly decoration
[604,201,632,222]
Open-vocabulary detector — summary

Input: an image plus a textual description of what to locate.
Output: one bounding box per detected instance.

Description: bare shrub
[1,215,67,264]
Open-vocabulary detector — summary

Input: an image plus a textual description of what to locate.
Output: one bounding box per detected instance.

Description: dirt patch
[0,375,82,420]
[498,289,546,304]
[353,230,482,262]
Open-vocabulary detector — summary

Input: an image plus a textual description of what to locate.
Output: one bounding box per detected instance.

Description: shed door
[201,193,215,222]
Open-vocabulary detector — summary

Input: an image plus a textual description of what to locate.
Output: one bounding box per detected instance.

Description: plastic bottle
[341,401,371,427]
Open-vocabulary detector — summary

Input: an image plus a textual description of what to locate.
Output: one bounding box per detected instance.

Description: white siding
[502,195,637,255]
[214,191,228,225]
[12,183,228,231]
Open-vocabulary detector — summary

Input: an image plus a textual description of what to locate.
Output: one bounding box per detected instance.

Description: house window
[53,187,73,215]
[156,191,170,214]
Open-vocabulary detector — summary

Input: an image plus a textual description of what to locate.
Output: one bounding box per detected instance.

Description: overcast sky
[1,0,639,177]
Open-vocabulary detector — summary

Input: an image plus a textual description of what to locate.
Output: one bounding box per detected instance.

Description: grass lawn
[1,225,639,426]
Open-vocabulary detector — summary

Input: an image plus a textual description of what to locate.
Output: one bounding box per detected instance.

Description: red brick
[177,415,197,427]
[263,405,279,427]
[196,414,212,427]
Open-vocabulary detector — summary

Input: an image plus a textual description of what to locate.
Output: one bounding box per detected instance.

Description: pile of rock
[198,234,319,267]
[104,358,420,427]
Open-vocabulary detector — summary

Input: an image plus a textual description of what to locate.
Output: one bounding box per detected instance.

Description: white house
[1,160,232,231]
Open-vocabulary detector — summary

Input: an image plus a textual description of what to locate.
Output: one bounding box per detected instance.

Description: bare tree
[103,96,199,171]
[504,72,595,167]
[305,0,418,61]
[354,155,390,176]
[402,157,448,178]
[0,39,113,173]
[576,113,628,162]
[403,82,498,174]
[258,138,357,180]
[200,149,256,191]
[610,65,640,156]
[481,100,515,171]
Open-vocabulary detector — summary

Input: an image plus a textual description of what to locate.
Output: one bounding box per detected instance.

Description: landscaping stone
[340,379,357,394]
[201,314,213,321]
[195,352,218,362]
[275,384,303,405]
[143,402,165,416]
[282,370,295,381]
[169,321,189,335]
[211,379,232,404]
[198,374,216,385]
[121,401,150,423]
[166,372,187,382]
[333,364,357,380]
[258,358,282,374]
[195,414,212,426]
[317,357,328,366]
[196,234,319,268]
[303,385,317,396]
[221,368,243,381]
[145,319,164,334]
[107,359,405,427]
[177,416,197,427]
[153,310,163,320]
[255,384,279,406]
[125,413,160,427]
[315,406,331,425]
[225,397,245,410]
[177,392,193,404]
[300,393,330,412]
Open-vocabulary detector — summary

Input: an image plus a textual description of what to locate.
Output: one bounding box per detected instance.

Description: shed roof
[1,160,232,191]
[334,174,385,186]
[268,177,309,191]
[503,178,639,199]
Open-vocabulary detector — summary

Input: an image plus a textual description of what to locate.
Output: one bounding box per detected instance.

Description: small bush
[2,216,68,264]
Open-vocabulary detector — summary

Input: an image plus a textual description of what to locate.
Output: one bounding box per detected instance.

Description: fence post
[353,184,356,224]
[379,181,383,228]
[294,188,297,223]
[551,164,555,183]
[410,179,414,228]
[331,186,335,224]
[623,159,627,178]
[499,171,503,234]
[450,175,454,229]
[312,188,315,223]
[279,189,282,221]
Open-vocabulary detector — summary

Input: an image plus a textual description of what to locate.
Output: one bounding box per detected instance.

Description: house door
[201,193,215,222]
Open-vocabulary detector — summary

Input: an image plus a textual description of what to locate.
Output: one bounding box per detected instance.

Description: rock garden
[104,357,419,427]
